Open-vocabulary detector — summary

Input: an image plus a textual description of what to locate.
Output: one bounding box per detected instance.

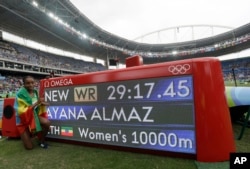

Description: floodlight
[32,1,38,7]
[172,51,178,55]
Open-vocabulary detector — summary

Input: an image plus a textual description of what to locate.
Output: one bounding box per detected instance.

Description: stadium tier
[0,39,106,76]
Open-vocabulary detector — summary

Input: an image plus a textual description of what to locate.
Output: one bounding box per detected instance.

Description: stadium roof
[0,0,250,64]
[71,0,250,41]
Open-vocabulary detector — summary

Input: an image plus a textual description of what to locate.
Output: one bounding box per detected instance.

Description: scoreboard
[40,57,235,162]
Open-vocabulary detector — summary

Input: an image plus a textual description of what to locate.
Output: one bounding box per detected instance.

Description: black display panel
[46,75,196,154]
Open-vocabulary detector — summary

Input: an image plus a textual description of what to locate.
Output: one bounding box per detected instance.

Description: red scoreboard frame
[40,57,235,162]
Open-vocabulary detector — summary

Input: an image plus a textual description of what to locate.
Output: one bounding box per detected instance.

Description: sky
[70,0,250,42]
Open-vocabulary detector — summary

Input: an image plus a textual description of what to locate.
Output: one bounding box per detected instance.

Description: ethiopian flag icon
[61,126,73,137]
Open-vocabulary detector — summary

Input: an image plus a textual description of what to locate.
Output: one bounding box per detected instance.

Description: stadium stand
[0,39,106,74]
[1,36,250,98]
[221,57,250,85]
[0,38,107,98]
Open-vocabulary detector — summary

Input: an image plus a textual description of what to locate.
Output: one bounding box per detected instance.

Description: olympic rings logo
[168,64,191,74]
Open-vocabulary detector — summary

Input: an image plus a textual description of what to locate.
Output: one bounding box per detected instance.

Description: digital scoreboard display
[40,57,235,162]
[45,75,195,154]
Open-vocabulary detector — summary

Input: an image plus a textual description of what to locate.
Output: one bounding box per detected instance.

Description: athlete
[14,75,51,149]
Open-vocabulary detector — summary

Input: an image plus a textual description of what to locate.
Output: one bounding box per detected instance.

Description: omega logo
[44,78,73,87]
